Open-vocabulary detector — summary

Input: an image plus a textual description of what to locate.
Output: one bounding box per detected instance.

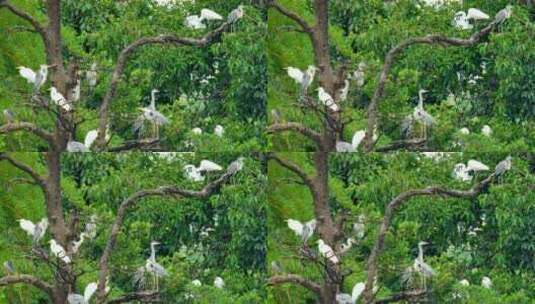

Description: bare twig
[267,122,322,146]
[268,153,315,190]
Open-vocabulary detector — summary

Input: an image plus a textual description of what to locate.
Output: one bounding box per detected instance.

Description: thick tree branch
[364,22,497,151]
[96,170,236,299]
[0,153,47,189]
[105,291,159,304]
[267,122,322,146]
[374,138,427,152]
[96,21,233,147]
[268,274,322,295]
[374,289,427,304]
[267,0,314,34]
[0,275,54,298]
[0,122,55,144]
[106,139,161,152]
[268,153,315,190]
[0,1,47,40]
[363,173,496,302]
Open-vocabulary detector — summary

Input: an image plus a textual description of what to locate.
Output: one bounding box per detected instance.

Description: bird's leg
[156,276,159,291]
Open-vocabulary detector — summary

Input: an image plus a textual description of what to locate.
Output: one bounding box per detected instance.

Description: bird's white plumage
[339,79,350,102]
[17,67,36,83]
[67,141,90,153]
[481,276,492,288]
[286,219,303,236]
[84,282,98,302]
[49,239,71,264]
[351,130,366,150]
[184,165,205,182]
[84,130,98,149]
[50,87,71,111]
[286,67,304,84]
[481,125,492,137]
[317,87,338,112]
[192,279,202,286]
[352,282,365,302]
[317,239,339,264]
[467,8,490,20]
[466,160,490,172]
[199,160,223,172]
[214,276,225,289]
[200,9,223,21]
[18,219,36,236]
[459,279,470,286]
[192,127,203,135]
[459,127,470,135]
[214,125,224,137]
[185,15,206,29]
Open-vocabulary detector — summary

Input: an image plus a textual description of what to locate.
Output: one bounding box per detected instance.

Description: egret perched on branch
[214,125,224,137]
[50,87,72,111]
[226,157,245,175]
[185,8,223,29]
[413,241,435,290]
[317,87,339,112]
[285,66,317,95]
[18,218,48,244]
[336,282,365,304]
[134,241,167,291]
[184,160,223,182]
[49,239,71,264]
[452,163,472,182]
[67,128,110,152]
[286,218,316,243]
[495,5,513,24]
[227,5,245,23]
[467,8,490,20]
[453,12,473,30]
[466,159,490,172]
[3,109,14,123]
[17,65,51,90]
[495,156,512,176]
[481,276,492,289]
[317,239,339,264]
[214,276,225,289]
[336,130,366,152]
[67,282,97,304]
[133,89,169,139]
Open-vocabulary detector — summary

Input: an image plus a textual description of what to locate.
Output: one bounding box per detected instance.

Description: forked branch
[364,22,497,151]
[363,173,496,302]
[96,170,236,298]
[268,274,322,295]
[0,274,54,299]
[0,122,55,145]
[267,122,322,146]
[96,21,234,147]
[0,153,47,189]
[268,153,315,190]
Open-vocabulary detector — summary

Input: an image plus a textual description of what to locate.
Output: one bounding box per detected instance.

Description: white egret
[495,156,512,176]
[339,238,355,255]
[214,276,225,289]
[336,282,365,304]
[352,62,366,87]
[335,129,367,152]
[286,218,316,243]
[453,12,474,30]
[18,218,48,243]
[192,127,203,135]
[185,15,206,29]
[214,125,224,137]
[317,87,339,112]
[452,163,473,182]
[413,89,435,139]
[67,282,97,304]
[200,9,223,21]
[84,215,98,239]
[466,159,490,172]
[71,233,86,254]
[137,241,167,291]
[67,128,109,153]
[285,65,317,94]
[459,127,470,135]
[317,239,339,264]
[481,125,492,137]
[49,239,71,264]
[17,64,50,90]
[192,279,202,286]
[227,5,245,23]
[459,279,470,286]
[413,241,436,290]
[467,8,490,20]
[339,79,350,102]
[353,215,366,239]
[50,87,71,111]
[184,160,223,182]
[481,276,492,289]
[495,5,513,24]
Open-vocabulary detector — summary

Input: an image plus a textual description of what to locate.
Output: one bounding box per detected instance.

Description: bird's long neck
[150,244,156,261]
[418,92,424,108]
[150,92,156,110]
[418,244,424,261]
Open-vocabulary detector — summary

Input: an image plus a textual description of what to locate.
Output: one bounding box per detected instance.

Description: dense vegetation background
[268,0,534,151]
[0,0,266,151]
[0,152,267,303]
[268,152,534,303]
